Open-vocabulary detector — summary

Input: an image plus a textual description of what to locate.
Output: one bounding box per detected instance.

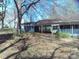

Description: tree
[0,0,7,29]
[13,0,40,33]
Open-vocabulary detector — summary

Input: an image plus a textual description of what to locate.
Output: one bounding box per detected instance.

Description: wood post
[58,25,61,32]
[40,25,43,33]
[39,26,41,32]
[50,25,53,33]
[71,25,73,35]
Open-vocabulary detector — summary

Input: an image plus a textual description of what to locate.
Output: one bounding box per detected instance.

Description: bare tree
[13,0,40,34]
[0,0,7,29]
[8,9,17,29]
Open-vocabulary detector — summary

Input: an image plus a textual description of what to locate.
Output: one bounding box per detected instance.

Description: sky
[0,0,79,28]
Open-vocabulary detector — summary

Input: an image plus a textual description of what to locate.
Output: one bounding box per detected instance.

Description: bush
[55,32,71,38]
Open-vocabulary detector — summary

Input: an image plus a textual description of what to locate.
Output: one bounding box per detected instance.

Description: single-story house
[22,14,79,36]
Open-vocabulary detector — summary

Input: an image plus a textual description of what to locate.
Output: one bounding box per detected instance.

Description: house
[21,22,36,32]
[23,14,79,36]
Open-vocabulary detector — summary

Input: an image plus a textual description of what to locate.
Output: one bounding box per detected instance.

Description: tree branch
[22,0,40,16]
[32,5,43,18]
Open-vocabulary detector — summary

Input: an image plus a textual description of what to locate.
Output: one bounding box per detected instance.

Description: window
[60,25,71,29]
[53,26,58,30]
[44,25,51,32]
[73,25,79,29]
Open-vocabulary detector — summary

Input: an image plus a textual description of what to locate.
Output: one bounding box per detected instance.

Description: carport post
[58,24,61,32]
[71,25,73,35]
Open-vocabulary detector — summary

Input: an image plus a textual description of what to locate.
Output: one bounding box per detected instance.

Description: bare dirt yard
[0,33,79,59]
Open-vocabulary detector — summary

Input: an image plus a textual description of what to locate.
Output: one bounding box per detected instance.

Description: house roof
[21,22,36,26]
[36,19,61,25]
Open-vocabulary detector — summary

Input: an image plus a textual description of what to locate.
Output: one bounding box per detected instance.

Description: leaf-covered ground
[0,33,79,59]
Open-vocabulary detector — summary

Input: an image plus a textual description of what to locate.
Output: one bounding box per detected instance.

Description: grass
[55,32,71,38]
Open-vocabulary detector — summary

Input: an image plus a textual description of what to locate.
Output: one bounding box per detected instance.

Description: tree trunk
[17,14,22,34]
[2,19,4,29]
[14,0,21,34]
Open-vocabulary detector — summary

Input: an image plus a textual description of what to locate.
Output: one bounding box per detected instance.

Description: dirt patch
[0,33,79,59]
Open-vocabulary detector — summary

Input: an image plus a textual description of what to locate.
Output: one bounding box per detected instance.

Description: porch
[51,24,79,36]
